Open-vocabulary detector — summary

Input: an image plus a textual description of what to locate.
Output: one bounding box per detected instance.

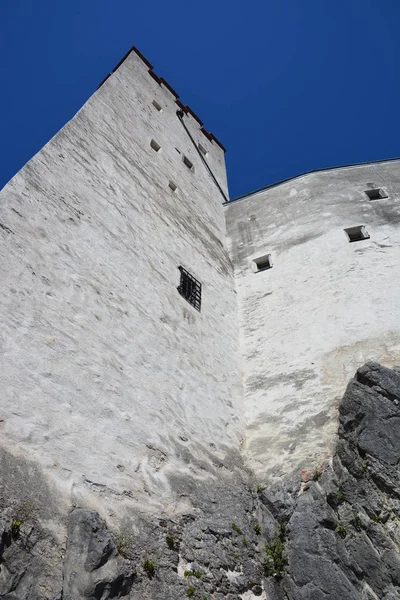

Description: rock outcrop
[2,362,400,599]
[280,361,400,600]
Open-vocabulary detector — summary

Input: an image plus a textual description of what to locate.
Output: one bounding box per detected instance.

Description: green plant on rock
[263,524,286,578]
[353,513,363,531]
[372,513,382,523]
[11,520,21,537]
[336,523,346,538]
[231,522,242,535]
[143,559,155,578]
[257,485,265,494]
[361,461,367,475]
[186,586,195,597]
[254,523,262,536]
[312,469,322,481]
[116,532,134,558]
[242,537,248,546]
[14,499,35,522]
[166,535,179,551]
[184,570,203,578]
[337,488,345,503]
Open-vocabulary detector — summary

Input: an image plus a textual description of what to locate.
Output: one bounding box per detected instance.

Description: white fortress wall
[225,160,400,482]
[0,49,243,523]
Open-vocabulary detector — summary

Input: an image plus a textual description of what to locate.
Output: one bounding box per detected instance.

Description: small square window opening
[177,266,201,312]
[169,180,177,192]
[152,100,163,112]
[183,155,194,171]
[365,188,388,201]
[344,225,370,242]
[198,143,208,156]
[150,139,161,152]
[253,254,272,272]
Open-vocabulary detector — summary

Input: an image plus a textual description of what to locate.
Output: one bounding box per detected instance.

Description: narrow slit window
[344,225,370,242]
[198,143,208,156]
[183,155,194,172]
[169,180,177,192]
[365,188,387,200]
[254,254,272,272]
[177,266,201,312]
[152,100,163,112]
[150,139,161,152]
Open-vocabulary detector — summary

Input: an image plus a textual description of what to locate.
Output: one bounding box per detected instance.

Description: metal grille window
[177,266,201,312]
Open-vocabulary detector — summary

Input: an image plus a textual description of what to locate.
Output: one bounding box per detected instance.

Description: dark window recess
[365,188,388,200]
[183,155,194,171]
[177,266,202,311]
[152,100,162,112]
[198,143,208,156]
[344,225,370,242]
[150,139,161,152]
[254,255,272,272]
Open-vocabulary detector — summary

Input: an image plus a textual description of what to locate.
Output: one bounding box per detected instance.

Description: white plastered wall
[225,161,400,482]
[0,50,242,523]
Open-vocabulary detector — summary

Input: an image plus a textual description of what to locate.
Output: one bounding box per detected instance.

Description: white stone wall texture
[0,50,243,526]
[225,160,400,483]
[2,42,400,528]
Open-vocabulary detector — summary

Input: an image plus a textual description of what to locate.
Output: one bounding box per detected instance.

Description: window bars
[177,266,202,312]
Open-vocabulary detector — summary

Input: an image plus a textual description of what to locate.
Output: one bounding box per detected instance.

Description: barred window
[177,266,201,312]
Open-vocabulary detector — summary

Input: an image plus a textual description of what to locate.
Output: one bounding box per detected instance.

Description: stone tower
[0,46,243,525]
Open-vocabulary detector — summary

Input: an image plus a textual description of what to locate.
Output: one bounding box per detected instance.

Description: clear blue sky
[1,0,399,198]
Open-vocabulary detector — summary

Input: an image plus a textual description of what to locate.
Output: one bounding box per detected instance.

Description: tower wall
[0,50,243,522]
[225,160,400,482]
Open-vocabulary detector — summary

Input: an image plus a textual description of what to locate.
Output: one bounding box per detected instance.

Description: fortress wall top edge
[97,45,226,153]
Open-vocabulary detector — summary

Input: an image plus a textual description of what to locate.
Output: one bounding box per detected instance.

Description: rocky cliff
[2,361,400,599]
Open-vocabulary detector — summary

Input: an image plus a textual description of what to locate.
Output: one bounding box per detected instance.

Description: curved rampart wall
[225,160,400,481]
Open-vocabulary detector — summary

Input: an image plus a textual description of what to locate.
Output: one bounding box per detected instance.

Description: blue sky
[1,0,399,198]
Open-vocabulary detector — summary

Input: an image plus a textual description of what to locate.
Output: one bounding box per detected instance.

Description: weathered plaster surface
[0,51,242,524]
[225,161,400,481]
[2,40,400,552]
